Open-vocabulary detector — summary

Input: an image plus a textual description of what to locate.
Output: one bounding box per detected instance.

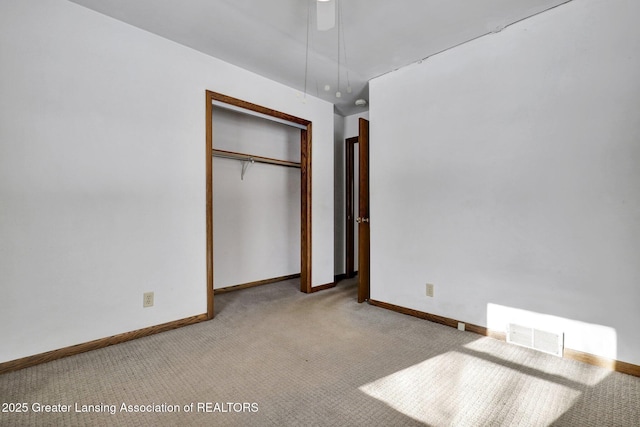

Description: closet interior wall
[212,107,301,289]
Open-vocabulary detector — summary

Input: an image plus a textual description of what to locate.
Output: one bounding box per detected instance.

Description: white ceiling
[69,0,569,115]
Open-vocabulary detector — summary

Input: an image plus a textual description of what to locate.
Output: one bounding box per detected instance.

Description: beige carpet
[1,278,638,426]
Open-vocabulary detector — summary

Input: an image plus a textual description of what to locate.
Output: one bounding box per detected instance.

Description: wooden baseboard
[563,348,640,377]
[310,282,336,293]
[369,299,639,378]
[214,274,301,295]
[0,313,209,375]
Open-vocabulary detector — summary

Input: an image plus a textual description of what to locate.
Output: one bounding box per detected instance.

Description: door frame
[345,136,358,279]
[205,91,313,319]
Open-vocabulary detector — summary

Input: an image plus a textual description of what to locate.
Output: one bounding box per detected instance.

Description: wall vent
[506,323,564,357]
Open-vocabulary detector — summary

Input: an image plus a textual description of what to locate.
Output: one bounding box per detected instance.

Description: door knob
[356,217,369,223]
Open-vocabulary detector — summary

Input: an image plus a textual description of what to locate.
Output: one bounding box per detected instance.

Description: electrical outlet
[458,322,465,331]
[143,292,154,308]
[426,283,434,297]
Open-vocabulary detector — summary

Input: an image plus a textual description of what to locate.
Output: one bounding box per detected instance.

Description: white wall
[0,0,334,364]
[213,108,300,288]
[370,0,640,365]
[334,114,346,275]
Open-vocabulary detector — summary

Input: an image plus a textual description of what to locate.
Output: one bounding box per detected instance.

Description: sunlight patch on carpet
[359,351,582,425]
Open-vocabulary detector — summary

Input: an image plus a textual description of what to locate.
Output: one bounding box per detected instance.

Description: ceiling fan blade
[317,0,335,31]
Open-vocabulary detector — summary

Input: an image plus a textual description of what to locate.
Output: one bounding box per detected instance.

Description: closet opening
[205,91,312,319]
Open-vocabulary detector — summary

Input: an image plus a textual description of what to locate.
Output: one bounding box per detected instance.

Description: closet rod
[212,149,301,169]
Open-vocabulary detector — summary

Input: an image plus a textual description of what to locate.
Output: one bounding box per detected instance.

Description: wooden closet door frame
[205,91,313,319]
